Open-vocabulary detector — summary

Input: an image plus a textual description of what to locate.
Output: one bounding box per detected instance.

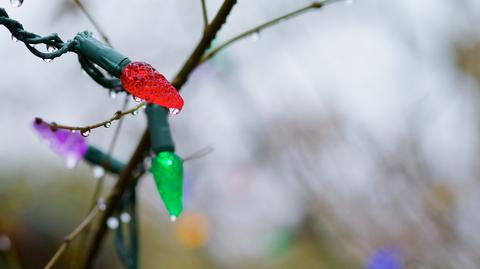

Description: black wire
[115,182,139,269]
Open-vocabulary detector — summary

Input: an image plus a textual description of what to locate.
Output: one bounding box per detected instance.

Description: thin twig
[183,145,214,162]
[201,0,209,27]
[80,1,238,268]
[73,98,130,265]
[200,0,336,63]
[44,207,99,269]
[72,0,112,46]
[88,97,130,208]
[40,2,125,269]
[43,102,146,134]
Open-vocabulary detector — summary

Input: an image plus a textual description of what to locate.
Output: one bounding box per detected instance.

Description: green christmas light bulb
[150,151,183,220]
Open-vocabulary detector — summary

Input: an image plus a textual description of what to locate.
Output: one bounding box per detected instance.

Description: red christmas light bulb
[120,62,184,113]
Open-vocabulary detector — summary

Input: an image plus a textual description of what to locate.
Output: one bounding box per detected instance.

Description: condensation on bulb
[169,108,180,115]
[170,215,177,222]
[92,165,105,179]
[107,217,119,229]
[132,96,142,102]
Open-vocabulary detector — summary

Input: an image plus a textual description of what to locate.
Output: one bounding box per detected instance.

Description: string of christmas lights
[1,0,344,268]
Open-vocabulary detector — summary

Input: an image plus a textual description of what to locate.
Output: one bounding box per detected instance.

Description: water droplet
[97,198,107,211]
[46,44,55,52]
[170,215,177,222]
[169,108,180,115]
[104,121,112,128]
[92,165,105,178]
[0,234,12,251]
[43,58,53,63]
[252,31,261,41]
[65,155,77,169]
[10,0,23,8]
[131,109,139,116]
[107,217,119,229]
[109,90,118,99]
[132,95,142,102]
[11,35,18,42]
[120,212,131,223]
[81,129,91,137]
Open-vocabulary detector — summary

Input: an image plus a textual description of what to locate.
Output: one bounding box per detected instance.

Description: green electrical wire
[115,183,139,269]
[0,8,127,93]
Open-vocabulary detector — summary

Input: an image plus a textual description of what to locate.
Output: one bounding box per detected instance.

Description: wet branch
[79,1,238,268]
[201,0,339,63]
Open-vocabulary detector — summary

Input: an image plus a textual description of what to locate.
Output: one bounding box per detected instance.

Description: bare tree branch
[44,207,99,269]
[41,102,146,135]
[79,1,238,268]
[200,1,340,63]
[201,0,209,27]
[73,0,112,46]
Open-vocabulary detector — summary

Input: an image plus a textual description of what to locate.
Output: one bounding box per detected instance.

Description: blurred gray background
[1,0,480,268]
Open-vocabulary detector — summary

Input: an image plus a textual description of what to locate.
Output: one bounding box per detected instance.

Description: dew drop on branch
[251,31,261,42]
[43,58,53,63]
[81,129,91,137]
[104,121,112,128]
[131,109,139,116]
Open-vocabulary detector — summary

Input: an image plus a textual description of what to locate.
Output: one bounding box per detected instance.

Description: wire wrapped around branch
[0,8,76,60]
[79,55,124,91]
